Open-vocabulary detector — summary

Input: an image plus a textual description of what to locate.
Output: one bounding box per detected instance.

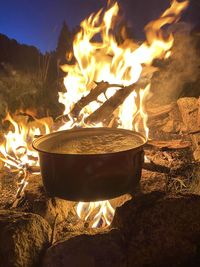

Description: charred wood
[71,82,123,118]
[55,81,123,124]
[85,79,149,125]
[145,139,191,150]
[143,162,170,174]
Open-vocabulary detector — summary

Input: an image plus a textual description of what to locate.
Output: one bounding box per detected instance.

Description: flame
[58,0,189,227]
[0,113,51,197]
[0,113,50,167]
[77,200,115,228]
[60,0,189,132]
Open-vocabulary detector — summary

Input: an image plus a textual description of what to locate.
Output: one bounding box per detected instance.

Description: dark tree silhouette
[0,33,41,72]
[56,21,72,64]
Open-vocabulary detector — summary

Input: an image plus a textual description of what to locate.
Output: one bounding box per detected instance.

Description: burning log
[55,82,123,124]
[71,82,123,118]
[85,78,149,125]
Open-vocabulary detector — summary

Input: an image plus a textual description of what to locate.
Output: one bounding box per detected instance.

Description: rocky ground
[0,142,200,267]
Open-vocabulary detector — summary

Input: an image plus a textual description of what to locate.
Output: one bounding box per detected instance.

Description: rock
[18,174,74,227]
[0,172,18,208]
[177,97,200,149]
[42,229,126,267]
[109,194,132,209]
[161,119,175,133]
[193,147,200,161]
[112,192,200,267]
[0,210,51,267]
[198,97,200,127]
[177,97,198,132]
[141,170,166,193]
[190,165,200,195]
[0,95,7,118]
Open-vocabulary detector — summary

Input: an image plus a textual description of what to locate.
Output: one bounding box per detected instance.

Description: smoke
[149,22,200,105]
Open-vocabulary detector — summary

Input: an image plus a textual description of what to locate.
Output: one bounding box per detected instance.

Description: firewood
[71,81,123,118]
[55,81,123,123]
[143,162,170,174]
[184,129,200,135]
[146,139,192,150]
[85,79,149,125]
[147,102,176,119]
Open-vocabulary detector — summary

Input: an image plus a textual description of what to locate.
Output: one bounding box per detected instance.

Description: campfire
[1,0,200,266]
[0,0,191,229]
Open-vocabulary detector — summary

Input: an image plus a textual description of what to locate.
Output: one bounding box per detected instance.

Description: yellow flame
[77,200,115,228]
[0,113,50,168]
[59,0,189,227]
[60,0,189,135]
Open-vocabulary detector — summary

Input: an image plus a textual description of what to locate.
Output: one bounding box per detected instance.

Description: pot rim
[32,127,147,156]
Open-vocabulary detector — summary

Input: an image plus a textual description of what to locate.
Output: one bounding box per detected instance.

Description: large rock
[42,229,126,267]
[141,170,166,193]
[177,97,200,155]
[0,210,51,267]
[113,192,200,267]
[18,174,74,226]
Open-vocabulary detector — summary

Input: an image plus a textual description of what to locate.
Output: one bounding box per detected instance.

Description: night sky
[0,0,199,53]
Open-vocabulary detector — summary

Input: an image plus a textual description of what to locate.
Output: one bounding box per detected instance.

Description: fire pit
[1,0,200,266]
[33,127,146,201]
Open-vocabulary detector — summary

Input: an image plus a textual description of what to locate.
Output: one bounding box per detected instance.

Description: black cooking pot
[32,127,146,202]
